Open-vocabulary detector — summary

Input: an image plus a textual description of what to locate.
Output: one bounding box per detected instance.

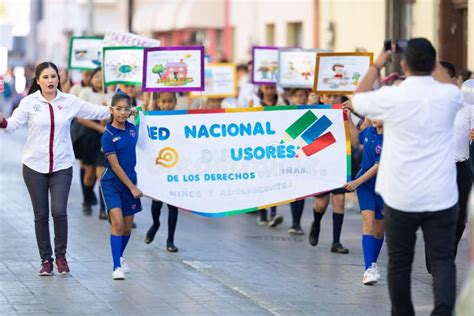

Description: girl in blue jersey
[101,91,143,280]
[344,103,384,285]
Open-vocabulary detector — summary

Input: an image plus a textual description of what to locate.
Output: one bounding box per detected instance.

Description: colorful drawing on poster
[103,46,144,87]
[252,46,279,85]
[278,49,328,89]
[68,36,104,70]
[189,63,237,98]
[314,52,373,94]
[143,46,204,92]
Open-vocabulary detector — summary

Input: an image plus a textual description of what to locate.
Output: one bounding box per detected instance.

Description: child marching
[344,101,385,285]
[101,91,143,280]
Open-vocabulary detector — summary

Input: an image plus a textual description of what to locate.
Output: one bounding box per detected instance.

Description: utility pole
[128,0,133,33]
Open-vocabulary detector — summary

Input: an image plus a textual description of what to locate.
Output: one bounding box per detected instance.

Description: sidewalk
[0,127,470,315]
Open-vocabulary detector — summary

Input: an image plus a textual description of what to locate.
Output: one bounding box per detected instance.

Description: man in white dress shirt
[347,38,463,316]
[439,64,474,259]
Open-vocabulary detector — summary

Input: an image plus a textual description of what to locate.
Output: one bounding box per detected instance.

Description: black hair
[257,85,278,106]
[237,64,249,72]
[289,88,310,97]
[402,38,436,75]
[458,70,472,82]
[156,92,177,101]
[111,90,132,108]
[440,61,456,78]
[89,67,103,92]
[27,62,62,95]
[339,95,350,103]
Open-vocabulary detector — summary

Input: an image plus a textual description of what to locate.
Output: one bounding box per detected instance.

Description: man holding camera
[345,38,463,316]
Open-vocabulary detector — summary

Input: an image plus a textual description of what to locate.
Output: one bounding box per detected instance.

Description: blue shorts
[356,183,384,219]
[101,178,142,217]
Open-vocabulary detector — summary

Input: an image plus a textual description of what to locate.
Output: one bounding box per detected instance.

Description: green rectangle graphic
[281,110,318,143]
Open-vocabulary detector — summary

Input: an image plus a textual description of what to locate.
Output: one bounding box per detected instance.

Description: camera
[384,39,408,53]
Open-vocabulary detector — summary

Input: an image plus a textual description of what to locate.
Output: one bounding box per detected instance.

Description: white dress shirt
[2,90,110,173]
[453,102,474,162]
[353,76,463,212]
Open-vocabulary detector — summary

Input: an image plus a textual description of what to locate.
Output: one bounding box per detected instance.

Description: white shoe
[120,257,130,274]
[371,263,381,280]
[112,267,125,280]
[363,268,378,285]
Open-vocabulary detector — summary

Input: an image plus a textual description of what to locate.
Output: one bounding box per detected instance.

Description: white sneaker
[112,267,125,280]
[363,268,378,285]
[371,263,381,280]
[120,257,130,274]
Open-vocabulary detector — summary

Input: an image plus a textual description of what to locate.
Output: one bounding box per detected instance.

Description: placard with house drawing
[142,46,205,92]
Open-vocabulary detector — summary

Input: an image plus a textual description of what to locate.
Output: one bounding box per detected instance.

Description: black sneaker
[331,242,349,254]
[268,215,283,227]
[144,223,160,244]
[98,210,108,220]
[132,221,137,229]
[82,203,92,216]
[166,242,179,253]
[288,225,304,235]
[308,221,320,246]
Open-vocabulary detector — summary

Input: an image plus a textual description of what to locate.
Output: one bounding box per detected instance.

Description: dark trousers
[23,165,73,260]
[151,200,178,244]
[455,160,471,257]
[384,204,457,316]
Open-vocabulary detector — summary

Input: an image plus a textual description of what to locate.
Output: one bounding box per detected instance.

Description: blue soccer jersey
[101,121,138,184]
[356,126,384,213]
[358,126,383,172]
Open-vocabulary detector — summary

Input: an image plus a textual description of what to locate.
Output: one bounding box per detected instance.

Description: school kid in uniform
[251,84,285,227]
[144,92,180,252]
[307,93,349,254]
[287,88,311,235]
[71,70,99,210]
[344,108,385,285]
[101,91,143,280]
[77,67,112,219]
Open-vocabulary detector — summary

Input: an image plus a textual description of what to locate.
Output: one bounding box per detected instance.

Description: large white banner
[135,106,350,217]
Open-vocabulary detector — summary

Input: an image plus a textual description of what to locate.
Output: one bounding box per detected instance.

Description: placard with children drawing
[278,49,327,88]
[68,36,104,70]
[189,63,237,98]
[143,46,204,92]
[252,46,279,85]
[314,52,373,94]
